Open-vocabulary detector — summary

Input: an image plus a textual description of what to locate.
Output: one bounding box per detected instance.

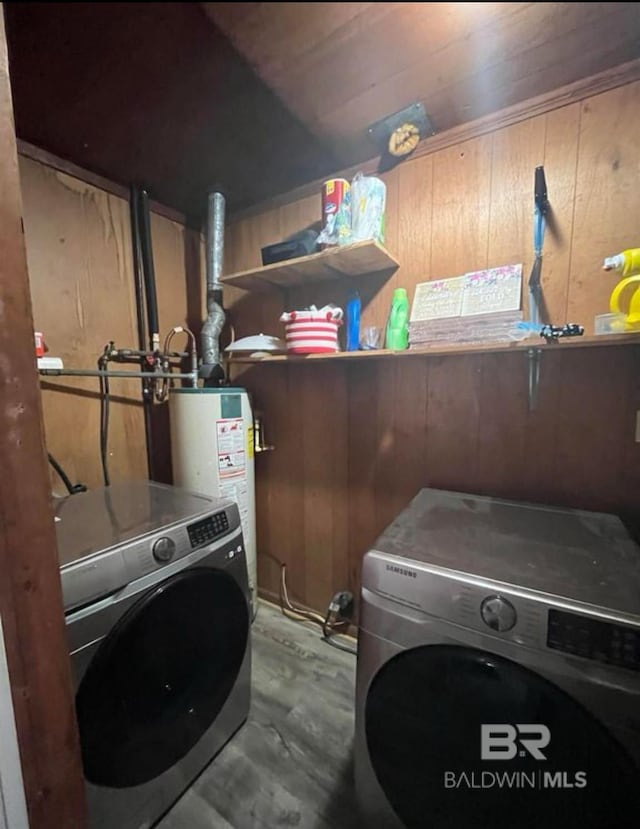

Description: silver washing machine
[55,480,251,829]
[356,488,640,829]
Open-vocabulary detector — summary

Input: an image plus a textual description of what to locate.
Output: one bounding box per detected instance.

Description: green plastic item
[385,287,409,350]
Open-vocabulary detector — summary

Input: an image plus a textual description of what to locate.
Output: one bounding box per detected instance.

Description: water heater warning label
[216,418,246,478]
[216,417,250,543]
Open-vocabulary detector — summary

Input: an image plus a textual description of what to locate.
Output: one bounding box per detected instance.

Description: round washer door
[76,567,249,788]
[365,645,640,829]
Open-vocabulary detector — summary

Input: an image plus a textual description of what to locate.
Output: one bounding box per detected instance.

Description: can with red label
[34,331,45,357]
[321,178,351,246]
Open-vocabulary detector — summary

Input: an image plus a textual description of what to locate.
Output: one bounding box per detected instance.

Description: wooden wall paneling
[244,364,309,606]
[147,213,194,483]
[0,8,87,823]
[475,115,545,499]
[371,361,399,532]
[225,208,284,340]
[486,115,546,317]
[274,190,353,607]
[347,361,382,600]
[618,346,640,537]
[279,193,320,240]
[398,154,434,298]
[276,366,307,607]
[430,134,493,278]
[225,80,640,616]
[152,214,191,336]
[423,355,483,493]
[348,359,428,608]
[553,347,637,512]
[280,193,330,317]
[568,81,640,332]
[298,364,349,611]
[20,157,147,490]
[519,348,565,503]
[236,365,287,602]
[330,367,350,599]
[418,134,492,496]
[474,352,529,499]
[184,226,206,343]
[385,359,430,517]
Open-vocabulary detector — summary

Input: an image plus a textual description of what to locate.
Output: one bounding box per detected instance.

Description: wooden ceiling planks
[3,2,338,218]
[205,2,640,166]
[5,3,640,216]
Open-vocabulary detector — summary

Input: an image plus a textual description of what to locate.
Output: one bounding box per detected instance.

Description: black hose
[130,185,155,480]
[98,348,111,487]
[47,453,87,495]
[137,188,159,347]
[130,187,147,354]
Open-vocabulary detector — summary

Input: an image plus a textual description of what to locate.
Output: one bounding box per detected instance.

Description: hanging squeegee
[527,166,548,410]
[529,165,548,328]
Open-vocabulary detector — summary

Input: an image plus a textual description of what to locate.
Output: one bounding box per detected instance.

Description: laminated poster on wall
[216,418,250,534]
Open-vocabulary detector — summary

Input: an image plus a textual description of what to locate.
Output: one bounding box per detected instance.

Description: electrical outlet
[636,411,640,443]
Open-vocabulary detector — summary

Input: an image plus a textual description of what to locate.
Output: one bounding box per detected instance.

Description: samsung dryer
[55,480,251,829]
[356,488,640,829]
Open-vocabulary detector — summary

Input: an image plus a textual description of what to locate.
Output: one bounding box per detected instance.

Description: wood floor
[158,602,359,829]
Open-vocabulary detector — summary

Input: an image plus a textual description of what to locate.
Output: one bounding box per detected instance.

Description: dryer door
[76,568,249,788]
[365,644,640,829]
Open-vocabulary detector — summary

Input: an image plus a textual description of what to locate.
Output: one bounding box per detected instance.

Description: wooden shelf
[228,332,640,364]
[220,240,399,291]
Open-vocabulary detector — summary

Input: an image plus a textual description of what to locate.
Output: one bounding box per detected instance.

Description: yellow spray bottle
[604,248,640,330]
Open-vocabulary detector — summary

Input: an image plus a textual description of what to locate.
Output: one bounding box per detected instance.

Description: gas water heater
[170,387,257,608]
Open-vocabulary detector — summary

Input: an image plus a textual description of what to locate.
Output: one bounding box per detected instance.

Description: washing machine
[355,488,640,829]
[55,480,251,829]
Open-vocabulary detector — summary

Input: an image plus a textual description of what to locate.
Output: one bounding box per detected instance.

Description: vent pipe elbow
[200,192,226,380]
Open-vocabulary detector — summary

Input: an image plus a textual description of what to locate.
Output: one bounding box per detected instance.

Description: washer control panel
[547,609,640,672]
[187,511,230,549]
[481,595,517,632]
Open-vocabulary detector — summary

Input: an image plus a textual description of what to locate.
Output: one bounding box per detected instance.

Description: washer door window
[76,568,249,788]
[365,645,640,829]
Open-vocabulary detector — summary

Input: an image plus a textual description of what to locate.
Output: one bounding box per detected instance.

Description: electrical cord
[98,344,111,486]
[322,606,358,656]
[47,453,87,495]
[323,631,358,656]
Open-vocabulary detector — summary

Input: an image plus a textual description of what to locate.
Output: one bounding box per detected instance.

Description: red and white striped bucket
[280,307,343,354]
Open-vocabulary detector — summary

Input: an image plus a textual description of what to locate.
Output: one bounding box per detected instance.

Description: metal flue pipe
[200,191,226,382]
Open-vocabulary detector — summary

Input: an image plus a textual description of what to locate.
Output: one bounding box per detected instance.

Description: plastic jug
[385,288,409,350]
[603,248,640,277]
[609,276,640,330]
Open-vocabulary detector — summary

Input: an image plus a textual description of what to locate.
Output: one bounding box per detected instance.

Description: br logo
[481,724,551,761]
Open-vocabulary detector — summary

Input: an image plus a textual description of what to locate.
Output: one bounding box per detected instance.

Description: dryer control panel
[547,609,640,672]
